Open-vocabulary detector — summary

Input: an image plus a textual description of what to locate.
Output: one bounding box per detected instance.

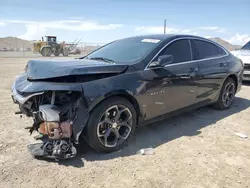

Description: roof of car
[126,34,228,51]
[133,34,176,39]
[127,34,207,41]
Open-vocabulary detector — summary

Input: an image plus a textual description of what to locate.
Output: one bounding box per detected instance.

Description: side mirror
[158,55,173,66]
[149,55,173,68]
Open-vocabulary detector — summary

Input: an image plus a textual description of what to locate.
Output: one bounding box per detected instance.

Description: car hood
[26,59,129,80]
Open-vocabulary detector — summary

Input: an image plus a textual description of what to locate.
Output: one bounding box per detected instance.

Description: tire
[213,77,236,110]
[54,50,60,56]
[62,48,69,56]
[41,47,52,57]
[84,97,137,153]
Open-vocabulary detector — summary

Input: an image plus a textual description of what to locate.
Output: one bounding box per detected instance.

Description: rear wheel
[41,47,52,57]
[62,48,69,56]
[54,49,60,56]
[213,77,236,110]
[84,97,137,153]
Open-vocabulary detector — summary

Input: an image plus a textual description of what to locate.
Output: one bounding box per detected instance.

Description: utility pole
[164,19,166,34]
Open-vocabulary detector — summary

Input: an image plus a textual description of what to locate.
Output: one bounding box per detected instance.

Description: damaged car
[11,34,243,160]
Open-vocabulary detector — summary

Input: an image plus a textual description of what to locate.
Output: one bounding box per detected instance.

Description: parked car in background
[11,34,243,160]
[231,41,250,80]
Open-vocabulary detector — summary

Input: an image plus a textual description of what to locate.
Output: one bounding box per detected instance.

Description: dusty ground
[0,57,250,188]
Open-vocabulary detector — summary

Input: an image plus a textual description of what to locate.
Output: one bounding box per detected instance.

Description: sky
[0,0,249,45]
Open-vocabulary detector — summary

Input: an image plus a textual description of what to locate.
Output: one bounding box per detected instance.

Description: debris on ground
[136,148,154,155]
[234,132,248,139]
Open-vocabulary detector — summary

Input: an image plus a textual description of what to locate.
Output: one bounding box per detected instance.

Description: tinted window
[191,39,226,60]
[217,46,227,56]
[158,39,191,64]
[242,41,250,50]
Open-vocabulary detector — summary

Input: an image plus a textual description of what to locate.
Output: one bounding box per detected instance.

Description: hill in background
[0,36,242,52]
[209,37,242,51]
[0,37,33,50]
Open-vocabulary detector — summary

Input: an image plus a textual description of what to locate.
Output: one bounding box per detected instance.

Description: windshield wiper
[77,56,87,59]
[89,57,115,64]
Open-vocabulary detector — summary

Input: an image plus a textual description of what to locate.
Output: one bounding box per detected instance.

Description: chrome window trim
[145,37,229,70]
[188,39,193,61]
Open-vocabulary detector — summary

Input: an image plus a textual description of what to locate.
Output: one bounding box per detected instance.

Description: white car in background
[231,41,250,81]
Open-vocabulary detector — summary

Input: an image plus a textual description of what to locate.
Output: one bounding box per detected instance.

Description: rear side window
[159,39,191,64]
[217,46,227,56]
[191,39,226,60]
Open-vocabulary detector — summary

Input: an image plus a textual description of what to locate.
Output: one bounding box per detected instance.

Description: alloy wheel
[97,105,133,148]
[222,82,235,107]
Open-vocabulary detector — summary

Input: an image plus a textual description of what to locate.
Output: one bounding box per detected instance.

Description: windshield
[86,37,162,64]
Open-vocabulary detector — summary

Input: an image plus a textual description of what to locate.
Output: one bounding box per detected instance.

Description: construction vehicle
[33,36,69,57]
[69,48,81,55]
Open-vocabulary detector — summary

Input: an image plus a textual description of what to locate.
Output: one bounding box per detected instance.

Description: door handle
[179,73,192,79]
[189,68,195,72]
[189,67,198,72]
[220,63,227,67]
[179,67,198,79]
[180,75,191,79]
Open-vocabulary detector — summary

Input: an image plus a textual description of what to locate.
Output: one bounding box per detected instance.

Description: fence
[0,42,106,58]
[75,43,106,56]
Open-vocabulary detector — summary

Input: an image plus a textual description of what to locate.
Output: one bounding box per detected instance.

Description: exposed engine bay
[14,90,83,160]
[11,58,130,161]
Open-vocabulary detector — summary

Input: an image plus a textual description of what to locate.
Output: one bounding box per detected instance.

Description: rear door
[190,39,229,103]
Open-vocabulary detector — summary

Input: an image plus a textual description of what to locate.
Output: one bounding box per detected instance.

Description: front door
[141,39,199,120]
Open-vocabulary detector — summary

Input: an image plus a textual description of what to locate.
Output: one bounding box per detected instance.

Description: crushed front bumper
[11,75,91,161]
[11,79,43,107]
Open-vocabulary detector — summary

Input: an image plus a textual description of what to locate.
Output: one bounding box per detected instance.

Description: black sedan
[11,34,243,160]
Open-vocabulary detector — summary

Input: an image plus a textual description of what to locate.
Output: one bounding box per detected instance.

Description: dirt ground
[0,57,250,188]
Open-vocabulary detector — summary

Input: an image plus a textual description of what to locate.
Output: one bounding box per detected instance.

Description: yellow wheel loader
[33,36,69,57]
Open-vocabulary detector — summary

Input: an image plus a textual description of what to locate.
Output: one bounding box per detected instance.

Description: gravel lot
[0,57,250,188]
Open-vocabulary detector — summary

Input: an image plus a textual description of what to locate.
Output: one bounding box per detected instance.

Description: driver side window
[157,39,191,64]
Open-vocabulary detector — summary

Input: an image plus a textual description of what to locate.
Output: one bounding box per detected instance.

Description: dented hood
[26,59,129,80]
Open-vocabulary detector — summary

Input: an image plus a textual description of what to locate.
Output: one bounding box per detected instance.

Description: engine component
[43,140,76,160]
[39,104,60,122]
[39,121,72,139]
[28,139,77,161]
[59,121,72,138]
[52,140,70,156]
[43,141,54,153]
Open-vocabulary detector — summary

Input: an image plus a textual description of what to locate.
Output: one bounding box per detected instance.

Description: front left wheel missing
[84,97,136,153]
